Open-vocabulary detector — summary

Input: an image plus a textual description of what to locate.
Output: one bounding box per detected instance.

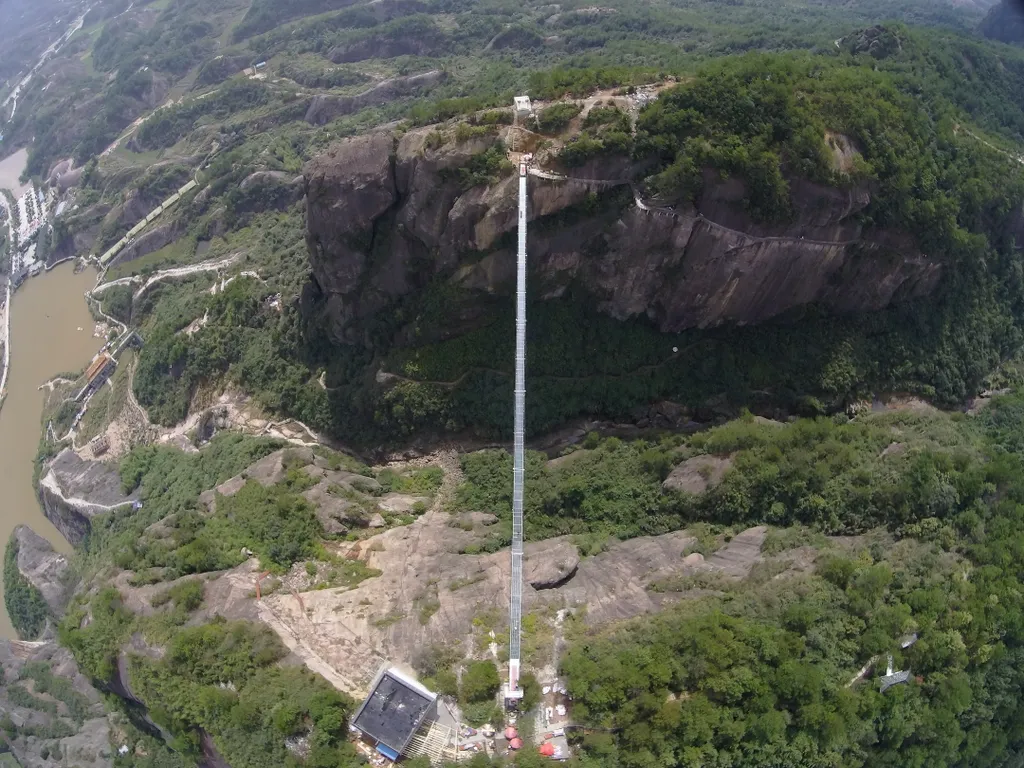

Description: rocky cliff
[0,640,113,768]
[981,0,1024,45]
[11,527,71,618]
[304,126,942,346]
[37,450,139,547]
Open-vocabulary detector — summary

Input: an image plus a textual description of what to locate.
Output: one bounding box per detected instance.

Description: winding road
[91,253,241,301]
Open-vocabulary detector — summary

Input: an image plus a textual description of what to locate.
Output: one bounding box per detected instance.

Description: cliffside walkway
[529,166,863,249]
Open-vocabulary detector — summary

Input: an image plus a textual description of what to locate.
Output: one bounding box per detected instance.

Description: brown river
[0,263,99,637]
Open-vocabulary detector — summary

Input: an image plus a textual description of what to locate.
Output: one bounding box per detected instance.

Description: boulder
[662,455,733,495]
[524,538,580,589]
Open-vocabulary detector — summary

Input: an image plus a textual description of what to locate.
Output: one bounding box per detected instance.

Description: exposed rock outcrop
[196,53,254,85]
[194,448,391,535]
[38,449,139,546]
[304,126,942,346]
[525,539,579,589]
[260,500,774,694]
[0,640,113,768]
[11,526,71,616]
[327,31,443,63]
[44,157,84,190]
[197,447,316,511]
[234,171,305,213]
[111,217,188,267]
[981,0,1024,46]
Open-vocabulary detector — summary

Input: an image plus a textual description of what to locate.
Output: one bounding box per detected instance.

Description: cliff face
[38,450,139,547]
[981,0,1024,45]
[304,127,942,345]
[12,526,71,617]
[0,640,113,768]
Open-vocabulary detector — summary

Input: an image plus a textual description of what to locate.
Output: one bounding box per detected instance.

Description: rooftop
[84,354,112,383]
[351,668,437,755]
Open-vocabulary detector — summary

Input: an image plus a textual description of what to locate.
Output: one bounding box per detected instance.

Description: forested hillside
[12,0,1024,764]
[0,0,990,181]
[550,392,1024,768]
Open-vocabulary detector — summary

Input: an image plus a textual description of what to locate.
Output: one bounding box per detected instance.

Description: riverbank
[0,264,98,638]
[0,276,11,396]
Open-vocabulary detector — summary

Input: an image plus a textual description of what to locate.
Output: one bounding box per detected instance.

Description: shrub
[536,102,582,133]
[3,536,49,640]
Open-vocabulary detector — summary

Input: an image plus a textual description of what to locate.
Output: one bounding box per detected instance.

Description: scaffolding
[506,146,531,703]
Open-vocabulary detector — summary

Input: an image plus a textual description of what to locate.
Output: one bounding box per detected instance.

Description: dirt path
[92,253,240,299]
[957,124,1024,166]
[37,377,74,392]
[38,468,129,514]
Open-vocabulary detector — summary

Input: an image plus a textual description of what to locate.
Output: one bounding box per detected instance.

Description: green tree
[461,661,500,703]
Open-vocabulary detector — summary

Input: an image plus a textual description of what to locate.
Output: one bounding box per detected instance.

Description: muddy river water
[0,264,99,637]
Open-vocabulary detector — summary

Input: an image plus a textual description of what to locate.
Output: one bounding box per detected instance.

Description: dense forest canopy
[558,391,1024,767]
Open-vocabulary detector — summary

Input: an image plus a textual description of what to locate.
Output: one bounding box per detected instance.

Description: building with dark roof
[351,667,437,762]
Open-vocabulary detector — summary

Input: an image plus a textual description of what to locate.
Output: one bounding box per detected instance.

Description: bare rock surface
[377,493,429,513]
[60,447,771,708]
[198,447,317,510]
[302,482,366,534]
[254,448,771,697]
[525,539,580,589]
[704,526,768,577]
[0,640,112,768]
[662,454,733,494]
[38,449,139,545]
[304,123,943,347]
[304,70,446,126]
[12,525,72,616]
